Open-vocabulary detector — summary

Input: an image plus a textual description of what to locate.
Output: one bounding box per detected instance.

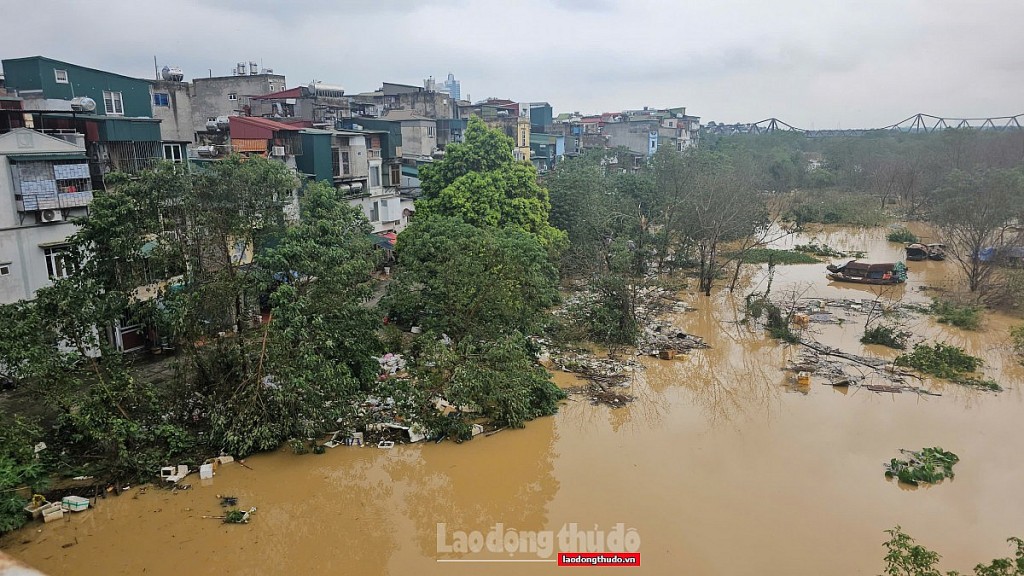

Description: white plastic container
[62,496,89,512]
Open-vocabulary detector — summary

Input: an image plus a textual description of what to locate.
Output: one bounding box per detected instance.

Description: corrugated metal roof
[250,87,304,100]
[229,116,301,140]
[6,152,87,161]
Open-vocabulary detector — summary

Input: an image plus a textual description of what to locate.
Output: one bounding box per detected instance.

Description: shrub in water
[886,228,919,243]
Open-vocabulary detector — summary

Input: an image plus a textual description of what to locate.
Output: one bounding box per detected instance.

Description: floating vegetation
[884,447,959,486]
[895,342,982,379]
[861,324,911,350]
[886,228,919,243]
[952,377,1003,392]
[732,248,819,265]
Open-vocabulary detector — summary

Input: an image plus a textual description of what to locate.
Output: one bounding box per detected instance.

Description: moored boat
[826,260,907,285]
[926,243,946,261]
[905,243,928,261]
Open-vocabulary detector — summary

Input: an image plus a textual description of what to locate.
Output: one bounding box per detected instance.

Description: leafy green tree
[384,216,558,342]
[224,182,382,453]
[411,335,565,430]
[416,117,566,250]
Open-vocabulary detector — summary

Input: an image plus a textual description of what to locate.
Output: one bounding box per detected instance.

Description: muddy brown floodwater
[4,224,1024,575]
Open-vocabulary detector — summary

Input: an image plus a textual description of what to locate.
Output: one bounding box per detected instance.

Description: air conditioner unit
[39,209,64,223]
[271,146,286,157]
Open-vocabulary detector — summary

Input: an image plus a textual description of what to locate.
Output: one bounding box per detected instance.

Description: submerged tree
[933,168,1024,294]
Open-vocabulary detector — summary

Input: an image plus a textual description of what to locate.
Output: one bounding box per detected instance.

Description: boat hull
[827,273,905,285]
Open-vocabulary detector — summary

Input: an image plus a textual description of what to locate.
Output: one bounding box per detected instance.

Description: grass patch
[733,248,819,265]
[884,447,959,486]
[930,299,982,330]
[887,227,919,243]
[784,190,888,227]
[861,324,910,349]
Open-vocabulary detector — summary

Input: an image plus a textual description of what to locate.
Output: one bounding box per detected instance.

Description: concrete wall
[0,130,89,304]
[399,120,436,158]
[603,120,660,156]
[150,80,194,143]
[191,74,286,136]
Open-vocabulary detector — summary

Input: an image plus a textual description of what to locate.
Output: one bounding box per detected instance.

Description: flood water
[4,224,1024,575]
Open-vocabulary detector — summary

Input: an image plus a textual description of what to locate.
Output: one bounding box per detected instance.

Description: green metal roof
[6,153,87,162]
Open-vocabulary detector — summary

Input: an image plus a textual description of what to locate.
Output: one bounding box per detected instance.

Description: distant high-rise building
[443,72,461,101]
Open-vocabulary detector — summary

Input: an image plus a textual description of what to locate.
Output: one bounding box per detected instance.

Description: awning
[7,153,87,162]
[370,233,395,250]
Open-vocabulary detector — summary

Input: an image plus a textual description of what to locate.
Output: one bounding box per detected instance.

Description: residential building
[601,107,701,156]
[248,83,351,127]
[332,128,407,234]
[382,109,437,159]
[149,66,192,163]
[352,82,455,119]
[2,57,163,187]
[0,126,93,305]
[458,99,531,161]
[191,64,285,138]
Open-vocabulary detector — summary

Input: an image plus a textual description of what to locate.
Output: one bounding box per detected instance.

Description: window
[163,143,183,163]
[44,246,74,279]
[0,263,10,276]
[228,93,238,101]
[427,126,434,137]
[54,69,68,84]
[102,91,124,115]
[341,151,350,175]
[332,147,341,177]
[369,201,380,222]
[369,166,380,188]
[153,93,170,107]
[389,164,401,187]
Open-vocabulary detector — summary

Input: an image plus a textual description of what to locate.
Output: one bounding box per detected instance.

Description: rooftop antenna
[154,56,159,80]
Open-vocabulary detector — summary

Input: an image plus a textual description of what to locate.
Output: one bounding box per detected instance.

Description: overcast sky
[2,0,1021,128]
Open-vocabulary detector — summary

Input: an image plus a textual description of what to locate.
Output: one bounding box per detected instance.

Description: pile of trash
[374,353,408,379]
[552,350,639,387]
[640,322,709,359]
[785,341,938,396]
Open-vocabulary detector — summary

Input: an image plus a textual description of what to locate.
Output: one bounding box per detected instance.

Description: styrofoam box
[62,495,89,512]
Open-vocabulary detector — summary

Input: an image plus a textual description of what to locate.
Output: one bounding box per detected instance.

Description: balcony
[17,190,94,211]
[367,149,382,159]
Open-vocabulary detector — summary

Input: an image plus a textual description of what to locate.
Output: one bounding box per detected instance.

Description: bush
[895,342,982,379]
[930,299,982,330]
[861,324,910,349]
[745,294,799,343]
[886,227,919,243]
[1012,325,1024,362]
[883,526,1024,576]
[0,417,48,535]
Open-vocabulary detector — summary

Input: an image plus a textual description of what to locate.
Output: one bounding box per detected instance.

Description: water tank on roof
[70,97,97,112]
[161,66,184,82]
